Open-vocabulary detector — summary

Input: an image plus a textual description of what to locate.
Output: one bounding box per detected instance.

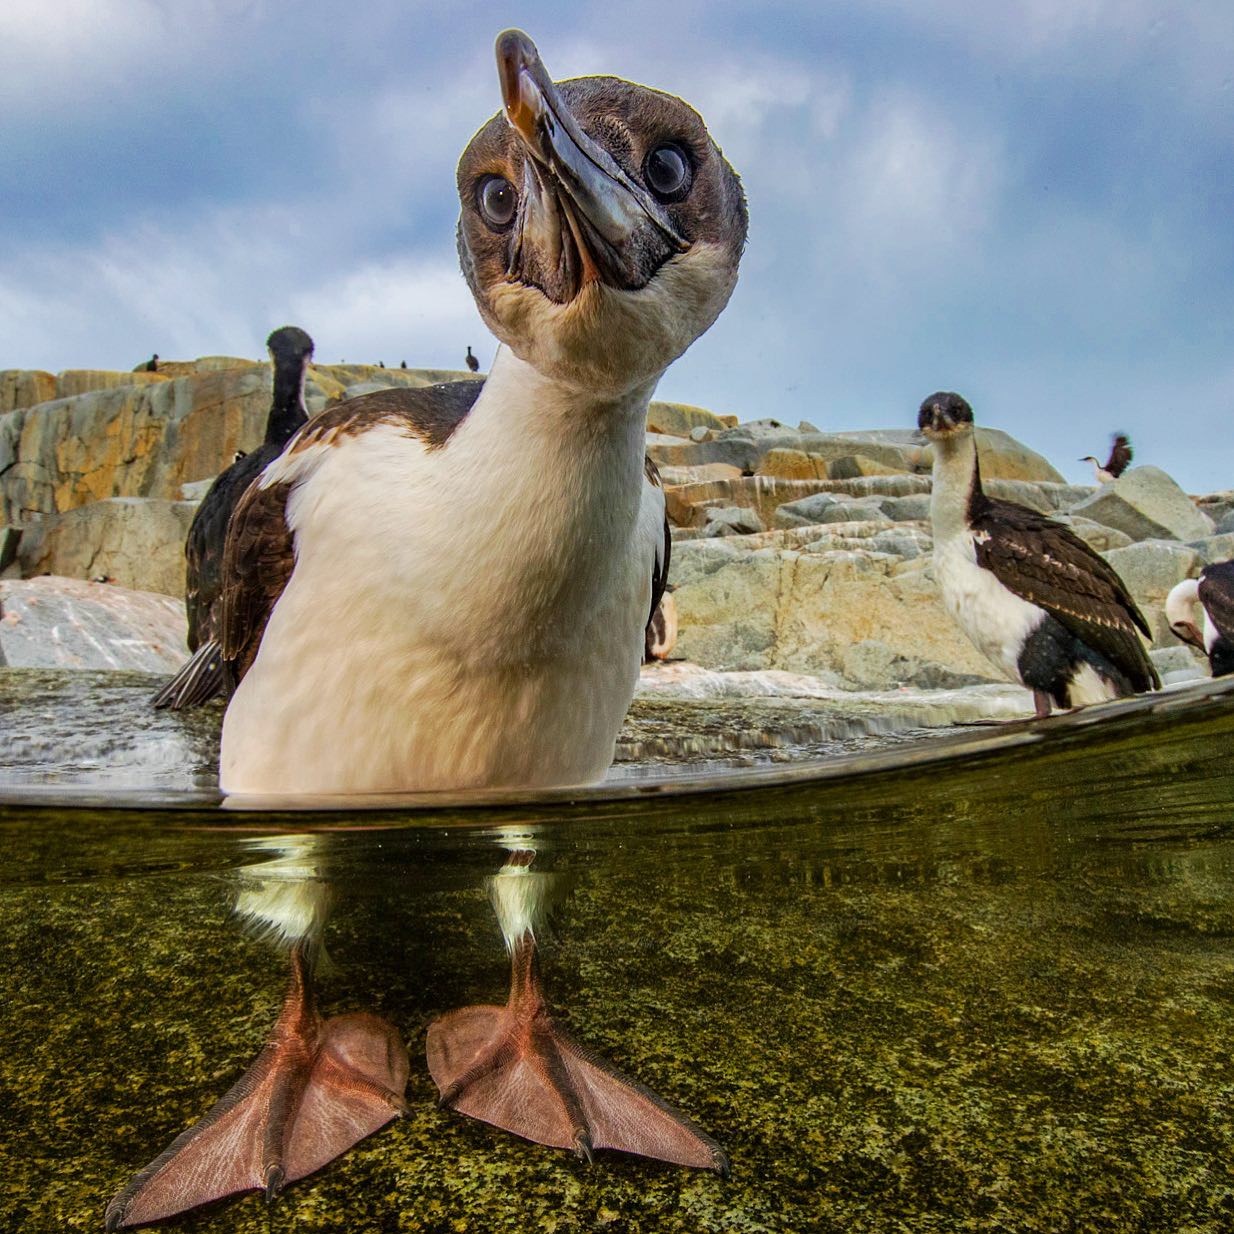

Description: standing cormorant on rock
[465,345,480,372]
[921,392,1158,717]
[151,326,314,709]
[1166,562,1234,677]
[215,28,745,795]
[1080,433,1133,483]
[133,353,159,373]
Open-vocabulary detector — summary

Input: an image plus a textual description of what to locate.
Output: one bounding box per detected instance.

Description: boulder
[645,400,730,438]
[1099,538,1209,652]
[756,449,825,480]
[827,454,905,480]
[180,478,214,502]
[1057,516,1133,553]
[1149,644,1207,686]
[672,540,999,685]
[701,506,766,537]
[1070,466,1214,542]
[882,495,932,522]
[0,576,186,670]
[773,492,839,528]
[0,361,485,526]
[17,497,198,596]
[657,462,743,487]
[1188,533,1234,565]
[55,369,170,399]
[1216,511,1234,536]
[1,367,269,522]
[983,479,1053,514]
[0,370,57,414]
[776,498,891,530]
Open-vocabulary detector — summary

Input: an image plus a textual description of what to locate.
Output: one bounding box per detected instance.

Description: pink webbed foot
[427,931,728,1175]
[105,943,408,1230]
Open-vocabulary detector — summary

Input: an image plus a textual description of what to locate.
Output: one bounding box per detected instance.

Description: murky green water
[3,675,1234,1231]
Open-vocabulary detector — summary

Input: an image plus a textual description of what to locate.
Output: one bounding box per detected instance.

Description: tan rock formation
[646,400,733,437]
[0,370,57,414]
[17,497,199,596]
[55,370,170,399]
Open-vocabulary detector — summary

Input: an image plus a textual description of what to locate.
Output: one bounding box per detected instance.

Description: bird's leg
[427,851,728,1174]
[1033,689,1053,719]
[105,941,408,1230]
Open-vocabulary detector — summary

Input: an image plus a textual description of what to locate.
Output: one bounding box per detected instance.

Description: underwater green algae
[4,680,1234,1231]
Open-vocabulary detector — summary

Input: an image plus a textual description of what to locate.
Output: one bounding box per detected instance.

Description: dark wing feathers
[644,455,671,630]
[1106,434,1133,478]
[218,381,483,686]
[1199,561,1234,643]
[183,451,270,651]
[972,496,1158,689]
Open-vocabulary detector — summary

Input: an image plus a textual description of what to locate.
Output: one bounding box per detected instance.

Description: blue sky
[2,1,1232,492]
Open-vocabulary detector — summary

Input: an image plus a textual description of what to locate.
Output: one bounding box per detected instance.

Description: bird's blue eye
[478,175,517,229]
[644,144,691,201]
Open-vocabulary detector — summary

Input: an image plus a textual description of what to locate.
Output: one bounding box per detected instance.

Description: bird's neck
[266,363,308,445]
[930,430,983,539]
[456,346,656,494]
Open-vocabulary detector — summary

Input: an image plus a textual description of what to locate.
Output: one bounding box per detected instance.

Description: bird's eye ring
[643,143,692,202]
[477,175,517,230]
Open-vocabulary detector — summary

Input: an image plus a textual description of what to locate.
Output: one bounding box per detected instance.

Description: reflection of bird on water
[151,326,314,710]
[215,28,745,794]
[1167,562,1234,677]
[1079,433,1133,483]
[465,345,480,372]
[921,392,1158,718]
[429,836,727,1172]
[104,837,408,1230]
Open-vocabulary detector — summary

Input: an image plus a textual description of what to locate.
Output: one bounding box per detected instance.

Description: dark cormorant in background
[151,326,314,709]
[465,345,480,372]
[921,392,1158,717]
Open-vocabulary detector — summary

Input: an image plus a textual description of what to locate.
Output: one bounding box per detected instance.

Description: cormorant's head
[1165,578,1205,651]
[266,325,315,369]
[456,30,747,397]
[918,391,975,440]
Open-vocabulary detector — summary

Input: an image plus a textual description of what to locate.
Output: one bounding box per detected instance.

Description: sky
[2,1,1232,492]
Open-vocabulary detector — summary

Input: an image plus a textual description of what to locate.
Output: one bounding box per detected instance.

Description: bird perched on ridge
[1166,562,1234,677]
[151,326,314,709]
[214,29,746,796]
[920,392,1158,718]
[465,345,480,372]
[1080,433,1133,483]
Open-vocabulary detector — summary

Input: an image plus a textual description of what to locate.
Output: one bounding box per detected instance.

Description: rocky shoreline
[2,356,1228,699]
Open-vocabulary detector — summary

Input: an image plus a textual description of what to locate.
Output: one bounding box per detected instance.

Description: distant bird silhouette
[151,326,315,709]
[400,360,407,369]
[465,346,480,373]
[379,361,385,368]
[133,353,159,373]
[1080,433,1133,483]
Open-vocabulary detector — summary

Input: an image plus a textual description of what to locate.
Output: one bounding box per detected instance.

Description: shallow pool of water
[4,676,1234,1231]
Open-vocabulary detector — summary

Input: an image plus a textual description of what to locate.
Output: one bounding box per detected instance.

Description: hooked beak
[1171,620,1206,651]
[494,29,688,301]
[918,402,950,436]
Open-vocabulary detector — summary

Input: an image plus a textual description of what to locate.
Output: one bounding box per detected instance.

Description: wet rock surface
[0,578,185,671]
